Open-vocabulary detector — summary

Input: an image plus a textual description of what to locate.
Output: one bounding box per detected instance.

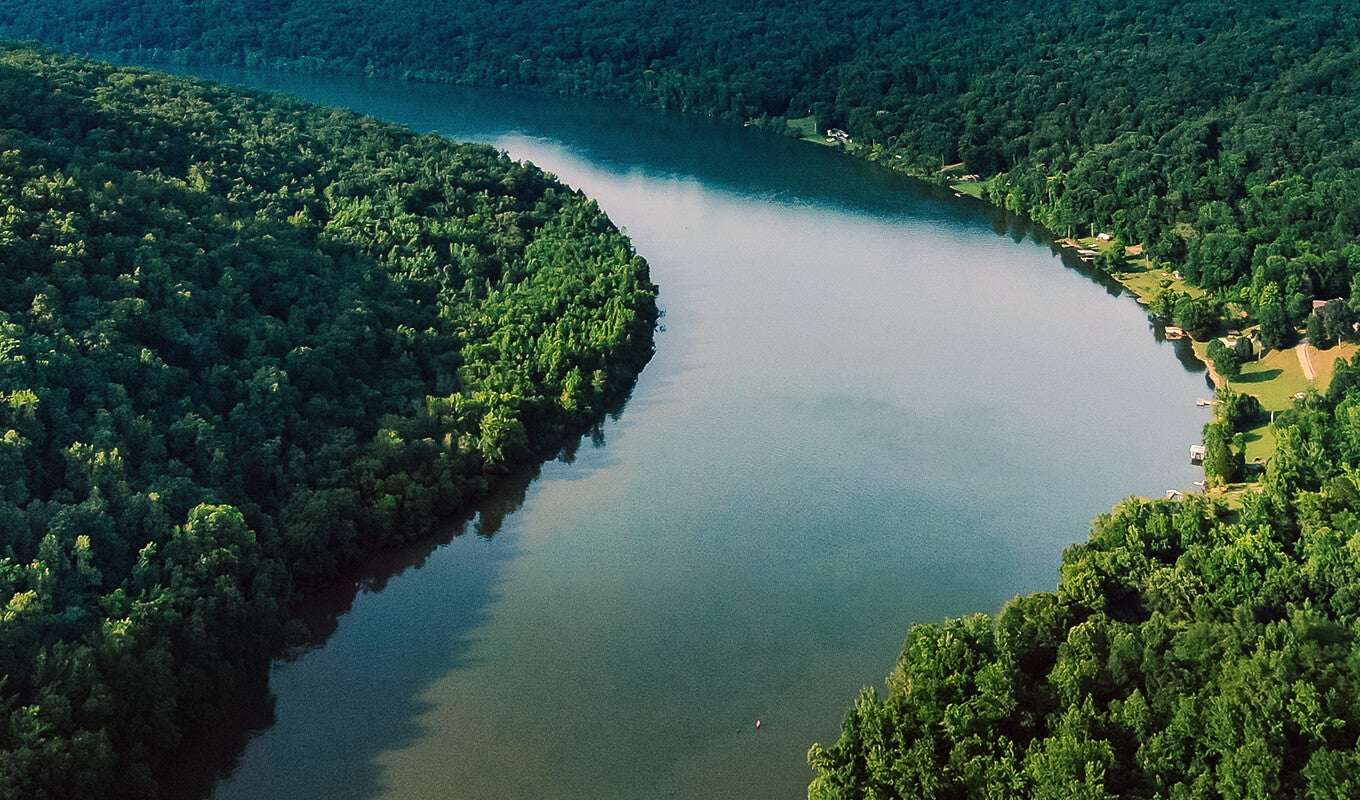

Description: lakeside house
[826,128,852,144]
[1190,444,1207,463]
[1164,326,1186,339]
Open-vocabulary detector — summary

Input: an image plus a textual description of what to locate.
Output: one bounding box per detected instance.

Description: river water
[155,68,1210,800]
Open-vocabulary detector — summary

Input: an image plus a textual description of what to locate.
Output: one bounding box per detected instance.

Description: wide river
[157,67,1210,800]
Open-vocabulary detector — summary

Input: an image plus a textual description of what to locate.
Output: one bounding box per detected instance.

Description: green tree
[1258,284,1295,350]
[1207,338,1242,381]
[1203,420,1243,489]
[1174,295,1219,340]
[1308,311,1334,348]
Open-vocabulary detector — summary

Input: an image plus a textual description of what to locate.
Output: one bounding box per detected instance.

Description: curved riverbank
[126,67,1219,800]
[0,50,657,798]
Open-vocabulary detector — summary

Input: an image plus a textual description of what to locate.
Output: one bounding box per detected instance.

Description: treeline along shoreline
[7,0,1360,343]
[0,46,656,797]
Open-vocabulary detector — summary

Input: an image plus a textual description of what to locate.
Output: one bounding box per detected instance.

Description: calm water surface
[158,68,1210,799]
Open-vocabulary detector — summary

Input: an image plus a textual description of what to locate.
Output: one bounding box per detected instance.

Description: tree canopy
[5,1,1360,326]
[0,46,656,798]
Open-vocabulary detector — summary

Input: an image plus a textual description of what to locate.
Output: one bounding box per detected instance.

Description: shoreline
[797,132,1356,496]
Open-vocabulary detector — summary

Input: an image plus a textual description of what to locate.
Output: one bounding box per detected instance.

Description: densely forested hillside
[0,46,655,798]
[5,1,1360,334]
[808,365,1360,799]
[10,3,1360,798]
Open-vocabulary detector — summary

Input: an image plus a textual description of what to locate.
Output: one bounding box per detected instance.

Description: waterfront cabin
[1189,444,1207,463]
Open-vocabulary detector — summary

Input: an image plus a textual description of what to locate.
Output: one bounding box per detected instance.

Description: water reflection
[157,461,543,799]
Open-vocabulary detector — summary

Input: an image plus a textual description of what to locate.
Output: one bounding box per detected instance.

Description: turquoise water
[156,69,1211,800]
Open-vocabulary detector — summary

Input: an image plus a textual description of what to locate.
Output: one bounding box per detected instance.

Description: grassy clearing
[1085,239,1210,303]
[1205,343,1303,462]
[1198,341,1357,462]
[1212,483,1259,511]
[1311,342,1358,388]
[1232,345,1312,407]
[1240,425,1277,464]
[1113,262,1209,302]
[950,181,986,198]
[785,115,818,140]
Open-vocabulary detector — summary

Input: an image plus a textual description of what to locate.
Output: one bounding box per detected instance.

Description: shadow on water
[1176,338,1210,374]
[980,200,1132,300]
[155,385,636,799]
[155,464,538,800]
[967,189,1214,371]
[1143,321,1210,375]
[153,360,641,799]
[123,61,972,224]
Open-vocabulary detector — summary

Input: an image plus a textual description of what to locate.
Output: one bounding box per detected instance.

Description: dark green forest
[0,46,655,797]
[6,0,1360,332]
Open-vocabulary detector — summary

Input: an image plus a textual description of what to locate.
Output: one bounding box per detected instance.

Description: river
[151,67,1211,800]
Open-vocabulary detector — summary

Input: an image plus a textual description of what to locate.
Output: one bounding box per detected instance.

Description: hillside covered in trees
[0,46,656,797]
[5,0,1360,335]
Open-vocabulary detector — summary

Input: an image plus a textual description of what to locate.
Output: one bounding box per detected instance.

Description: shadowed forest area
[0,46,655,798]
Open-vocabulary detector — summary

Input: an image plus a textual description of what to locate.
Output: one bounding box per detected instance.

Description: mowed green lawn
[1212,341,1358,462]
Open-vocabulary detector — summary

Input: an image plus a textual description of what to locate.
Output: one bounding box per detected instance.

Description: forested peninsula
[10,1,1360,798]
[0,46,656,797]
